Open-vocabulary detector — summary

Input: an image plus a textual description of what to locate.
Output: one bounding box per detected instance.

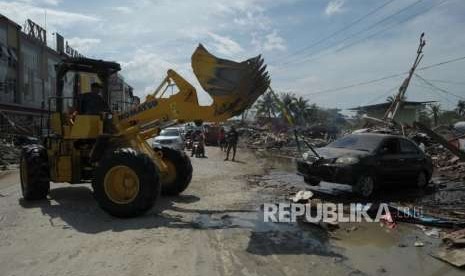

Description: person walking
[218,127,226,152]
[224,126,239,161]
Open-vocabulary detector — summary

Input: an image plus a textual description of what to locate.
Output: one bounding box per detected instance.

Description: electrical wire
[270,0,396,64]
[278,0,425,67]
[414,73,465,100]
[299,54,465,97]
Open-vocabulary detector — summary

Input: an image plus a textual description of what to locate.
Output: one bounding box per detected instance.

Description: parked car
[152,127,184,151]
[296,133,433,197]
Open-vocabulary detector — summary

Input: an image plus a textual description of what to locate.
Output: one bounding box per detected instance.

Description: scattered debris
[443,228,465,247]
[414,241,424,247]
[433,247,465,268]
[0,141,20,166]
[290,190,313,203]
[345,226,358,233]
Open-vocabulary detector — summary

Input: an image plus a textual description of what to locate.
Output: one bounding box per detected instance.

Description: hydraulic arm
[115,44,270,134]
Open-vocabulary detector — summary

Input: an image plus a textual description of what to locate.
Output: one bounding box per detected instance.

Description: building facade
[0,14,138,137]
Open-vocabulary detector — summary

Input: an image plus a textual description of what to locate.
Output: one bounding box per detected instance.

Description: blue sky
[2,0,465,112]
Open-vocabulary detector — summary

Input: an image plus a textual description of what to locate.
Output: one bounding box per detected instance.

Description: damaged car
[297,133,433,197]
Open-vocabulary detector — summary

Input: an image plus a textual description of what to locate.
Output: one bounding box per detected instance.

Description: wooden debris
[443,228,465,247]
[434,247,465,267]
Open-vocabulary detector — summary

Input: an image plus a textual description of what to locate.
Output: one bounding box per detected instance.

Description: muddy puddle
[254,151,465,215]
[333,222,463,276]
[244,152,465,274]
[192,209,336,256]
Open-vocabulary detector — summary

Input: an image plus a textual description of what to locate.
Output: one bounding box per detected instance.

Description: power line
[271,0,396,64]
[300,54,465,97]
[305,73,406,96]
[336,0,449,54]
[417,55,465,71]
[364,85,399,105]
[414,73,465,100]
[412,82,453,107]
[423,79,465,85]
[279,0,425,67]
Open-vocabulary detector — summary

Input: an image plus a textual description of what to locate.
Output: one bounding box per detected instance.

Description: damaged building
[0,14,138,137]
[350,101,436,126]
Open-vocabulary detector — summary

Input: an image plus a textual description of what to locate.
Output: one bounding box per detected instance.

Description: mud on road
[0,147,463,276]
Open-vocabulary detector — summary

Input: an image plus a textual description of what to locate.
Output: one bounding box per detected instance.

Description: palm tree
[456,100,465,116]
[386,94,407,104]
[428,103,441,126]
[255,92,277,119]
[280,92,296,114]
[292,96,310,125]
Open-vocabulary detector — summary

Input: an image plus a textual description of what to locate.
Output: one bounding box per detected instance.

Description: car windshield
[160,129,179,136]
[327,134,384,152]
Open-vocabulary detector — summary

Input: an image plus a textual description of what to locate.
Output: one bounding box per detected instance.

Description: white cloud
[272,2,465,111]
[325,0,345,16]
[17,0,61,6]
[263,30,286,51]
[0,1,99,28]
[111,6,133,14]
[207,32,243,56]
[65,37,101,54]
[120,48,213,104]
[252,30,286,52]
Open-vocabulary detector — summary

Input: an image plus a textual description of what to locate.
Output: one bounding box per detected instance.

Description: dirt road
[0,147,462,275]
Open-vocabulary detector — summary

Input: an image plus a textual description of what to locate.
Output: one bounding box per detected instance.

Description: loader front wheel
[20,144,50,200]
[160,147,193,196]
[93,148,160,217]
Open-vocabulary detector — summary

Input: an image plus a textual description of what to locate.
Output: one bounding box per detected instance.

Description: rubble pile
[425,143,465,180]
[241,127,329,157]
[0,140,20,167]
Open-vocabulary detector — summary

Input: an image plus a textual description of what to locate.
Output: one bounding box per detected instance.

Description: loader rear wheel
[160,147,193,196]
[20,145,50,200]
[93,148,160,217]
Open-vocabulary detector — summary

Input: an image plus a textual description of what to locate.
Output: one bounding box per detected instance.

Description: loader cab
[43,58,121,183]
[48,58,121,139]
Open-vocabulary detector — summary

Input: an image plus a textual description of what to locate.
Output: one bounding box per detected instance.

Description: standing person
[224,126,239,161]
[218,127,226,151]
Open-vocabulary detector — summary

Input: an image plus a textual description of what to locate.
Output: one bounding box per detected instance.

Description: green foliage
[253,91,347,128]
[456,100,465,117]
[428,103,441,126]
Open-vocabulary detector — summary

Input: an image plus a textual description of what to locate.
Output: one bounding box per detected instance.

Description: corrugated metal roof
[349,100,437,111]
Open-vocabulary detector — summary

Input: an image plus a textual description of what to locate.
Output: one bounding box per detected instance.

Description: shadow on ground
[18,185,256,234]
[18,185,342,258]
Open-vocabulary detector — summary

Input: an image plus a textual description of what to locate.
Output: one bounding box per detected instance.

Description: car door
[376,138,404,184]
[399,138,424,181]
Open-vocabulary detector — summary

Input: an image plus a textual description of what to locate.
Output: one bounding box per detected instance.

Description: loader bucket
[192,44,270,117]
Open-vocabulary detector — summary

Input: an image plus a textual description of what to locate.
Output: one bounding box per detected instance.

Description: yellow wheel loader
[19,45,269,217]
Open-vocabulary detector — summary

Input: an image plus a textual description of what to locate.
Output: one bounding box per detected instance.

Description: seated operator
[79,82,110,115]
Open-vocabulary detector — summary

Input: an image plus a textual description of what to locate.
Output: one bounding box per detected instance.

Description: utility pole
[383,33,426,122]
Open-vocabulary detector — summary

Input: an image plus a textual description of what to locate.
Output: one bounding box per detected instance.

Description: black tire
[92,148,160,218]
[20,144,50,200]
[160,147,193,196]
[416,171,428,188]
[354,174,376,198]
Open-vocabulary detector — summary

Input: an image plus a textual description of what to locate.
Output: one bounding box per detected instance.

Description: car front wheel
[355,174,375,198]
[416,171,428,188]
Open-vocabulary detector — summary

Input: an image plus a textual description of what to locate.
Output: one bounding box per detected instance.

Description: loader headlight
[335,156,359,165]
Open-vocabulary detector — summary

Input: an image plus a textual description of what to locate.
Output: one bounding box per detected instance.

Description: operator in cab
[79,82,110,115]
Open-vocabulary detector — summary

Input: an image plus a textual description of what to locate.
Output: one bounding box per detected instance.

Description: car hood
[155,136,180,141]
[313,147,371,159]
